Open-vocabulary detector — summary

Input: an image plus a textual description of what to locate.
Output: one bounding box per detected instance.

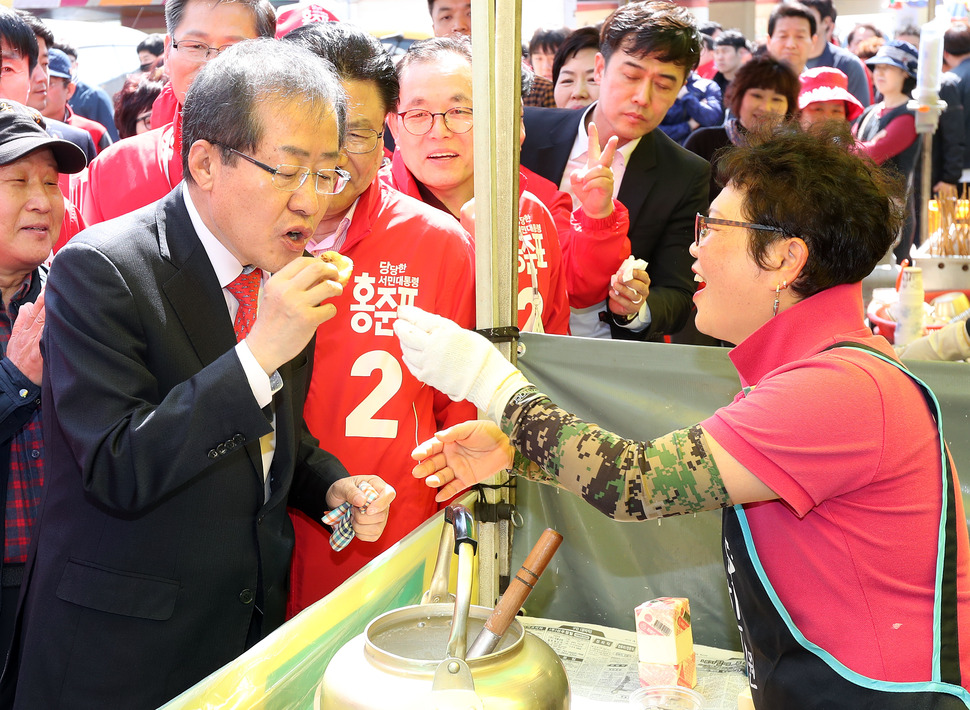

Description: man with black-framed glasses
[1,40,395,709]
[74,0,276,226]
[279,22,477,614]
[381,35,630,338]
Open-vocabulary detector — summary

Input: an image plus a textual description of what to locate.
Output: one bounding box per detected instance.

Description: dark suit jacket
[521,106,710,340]
[1,189,348,710]
[949,58,970,171]
[934,71,966,184]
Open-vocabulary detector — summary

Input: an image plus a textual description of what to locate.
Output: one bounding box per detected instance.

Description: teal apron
[722,343,970,709]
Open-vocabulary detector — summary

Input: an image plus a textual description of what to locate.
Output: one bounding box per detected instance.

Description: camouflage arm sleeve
[501,392,732,521]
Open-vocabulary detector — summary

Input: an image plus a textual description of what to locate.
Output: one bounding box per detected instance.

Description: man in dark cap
[0,98,85,657]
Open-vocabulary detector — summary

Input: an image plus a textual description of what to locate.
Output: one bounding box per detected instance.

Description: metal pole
[910,16,947,255]
[920,132,933,251]
[471,0,521,607]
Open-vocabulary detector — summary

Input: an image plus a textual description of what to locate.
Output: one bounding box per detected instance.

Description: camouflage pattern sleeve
[502,393,732,521]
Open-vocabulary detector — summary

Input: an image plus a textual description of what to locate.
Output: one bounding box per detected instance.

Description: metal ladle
[428,504,483,709]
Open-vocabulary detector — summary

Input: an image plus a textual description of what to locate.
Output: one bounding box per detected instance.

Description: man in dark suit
[944,22,970,185]
[520,0,710,341]
[1,39,394,710]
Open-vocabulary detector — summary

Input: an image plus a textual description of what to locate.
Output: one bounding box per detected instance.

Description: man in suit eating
[0,39,394,709]
[520,0,710,341]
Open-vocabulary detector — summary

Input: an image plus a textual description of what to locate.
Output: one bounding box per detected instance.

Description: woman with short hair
[551,26,600,110]
[684,55,800,203]
[395,122,970,709]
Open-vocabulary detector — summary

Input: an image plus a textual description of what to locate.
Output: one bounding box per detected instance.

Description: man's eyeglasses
[215,144,351,195]
[171,38,236,62]
[694,213,780,246]
[344,128,384,154]
[396,107,473,136]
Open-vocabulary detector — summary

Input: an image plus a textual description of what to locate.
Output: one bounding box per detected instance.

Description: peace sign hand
[568,121,619,221]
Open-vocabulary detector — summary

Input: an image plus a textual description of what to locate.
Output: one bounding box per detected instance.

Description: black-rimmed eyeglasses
[215,144,351,195]
[396,107,473,136]
[694,213,780,246]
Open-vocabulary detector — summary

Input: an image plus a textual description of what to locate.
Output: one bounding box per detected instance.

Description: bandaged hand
[609,256,649,319]
[394,305,532,423]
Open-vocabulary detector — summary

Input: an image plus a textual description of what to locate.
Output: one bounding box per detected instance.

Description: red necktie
[226,268,262,342]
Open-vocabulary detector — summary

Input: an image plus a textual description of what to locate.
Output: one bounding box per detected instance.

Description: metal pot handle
[422,503,478,605]
[444,504,477,661]
[422,523,456,605]
[428,658,484,709]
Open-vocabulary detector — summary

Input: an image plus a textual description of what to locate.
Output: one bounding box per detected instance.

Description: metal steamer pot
[318,505,570,709]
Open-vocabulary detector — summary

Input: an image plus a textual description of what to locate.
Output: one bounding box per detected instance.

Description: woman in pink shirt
[394,122,970,710]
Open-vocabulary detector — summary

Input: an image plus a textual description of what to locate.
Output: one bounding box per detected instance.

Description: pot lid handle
[445,504,478,555]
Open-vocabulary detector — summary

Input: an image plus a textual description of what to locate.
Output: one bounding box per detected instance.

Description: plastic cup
[628,686,704,709]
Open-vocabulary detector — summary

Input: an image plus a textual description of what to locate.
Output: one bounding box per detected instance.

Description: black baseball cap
[0,100,87,174]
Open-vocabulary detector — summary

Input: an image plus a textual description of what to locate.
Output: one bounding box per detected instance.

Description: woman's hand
[411,420,515,502]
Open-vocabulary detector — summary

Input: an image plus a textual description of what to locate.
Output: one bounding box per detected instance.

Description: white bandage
[619,256,649,283]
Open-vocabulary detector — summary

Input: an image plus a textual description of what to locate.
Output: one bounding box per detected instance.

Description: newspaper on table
[520,617,749,709]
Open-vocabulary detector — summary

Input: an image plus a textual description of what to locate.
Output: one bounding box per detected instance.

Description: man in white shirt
[520,0,710,341]
[1,39,393,710]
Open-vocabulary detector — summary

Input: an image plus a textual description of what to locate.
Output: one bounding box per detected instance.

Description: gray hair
[181,38,346,182]
[396,35,472,86]
[398,34,532,97]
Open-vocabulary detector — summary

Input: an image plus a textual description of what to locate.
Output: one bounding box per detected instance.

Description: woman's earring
[773,280,788,317]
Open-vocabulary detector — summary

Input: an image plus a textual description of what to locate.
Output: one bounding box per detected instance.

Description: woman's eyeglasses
[694,213,780,246]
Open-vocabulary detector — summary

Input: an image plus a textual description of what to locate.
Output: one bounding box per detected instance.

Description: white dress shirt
[556,104,650,337]
[183,184,279,499]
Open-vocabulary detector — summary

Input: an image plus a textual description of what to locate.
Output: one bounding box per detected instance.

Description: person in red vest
[280,21,477,612]
[72,0,276,225]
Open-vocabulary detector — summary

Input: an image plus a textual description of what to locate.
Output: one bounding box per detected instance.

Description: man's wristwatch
[610,309,637,325]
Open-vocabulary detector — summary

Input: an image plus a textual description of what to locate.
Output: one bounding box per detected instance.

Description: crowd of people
[0,0,966,707]
[530,2,970,268]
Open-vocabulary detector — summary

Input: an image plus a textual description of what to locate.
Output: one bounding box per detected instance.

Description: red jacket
[289,176,477,614]
[53,197,85,254]
[382,150,572,334]
[519,165,631,309]
[72,112,183,226]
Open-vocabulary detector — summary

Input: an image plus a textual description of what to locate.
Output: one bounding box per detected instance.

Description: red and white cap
[275,1,340,39]
[798,66,865,122]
